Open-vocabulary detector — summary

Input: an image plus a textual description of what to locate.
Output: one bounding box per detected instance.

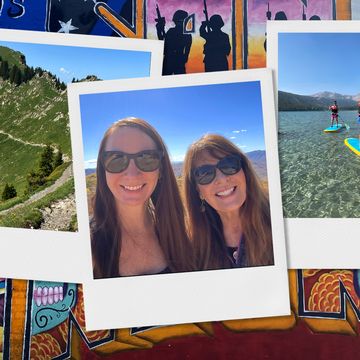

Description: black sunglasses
[193,155,242,185]
[102,150,163,173]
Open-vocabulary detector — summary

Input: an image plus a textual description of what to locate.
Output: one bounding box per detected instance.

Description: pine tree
[26,171,45,193]
[14,68,22,86]
[20,54,26,65]
[9,65,16,83]
[53,148,64,168]
[0,60,9,80]
[2,183,17,200]
[35,67,43,77]
[23,66,31,82]
[39,145,54,177]
[29,66,35,79]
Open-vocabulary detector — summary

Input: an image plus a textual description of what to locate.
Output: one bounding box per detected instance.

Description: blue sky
[80,81,266,167]
[0,41,151,83]
[279,33,360,95]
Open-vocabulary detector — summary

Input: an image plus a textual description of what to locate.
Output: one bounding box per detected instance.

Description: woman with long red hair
[183,134,274,270]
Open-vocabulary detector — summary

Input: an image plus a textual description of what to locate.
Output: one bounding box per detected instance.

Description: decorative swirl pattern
[308,270,360,312]
[34,287,76,329]
[30,333,61,360]
[303,269,322,278]
[58,320,69,344]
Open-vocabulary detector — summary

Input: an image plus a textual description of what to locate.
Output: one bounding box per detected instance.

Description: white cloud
[236,143,247,148]
[241,129,247,132]
[84,158,97,168]
[232,130,240,134]
[230,136,236,139]
[171,154,185,162]
[60,67,70,74]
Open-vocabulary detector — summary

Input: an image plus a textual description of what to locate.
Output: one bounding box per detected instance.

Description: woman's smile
[215,186,237,197]
[194,151,247,214]
[120,184,146,192]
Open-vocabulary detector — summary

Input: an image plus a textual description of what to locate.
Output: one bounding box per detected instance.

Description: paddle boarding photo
[267,21,360,269]
[275,29,360,219]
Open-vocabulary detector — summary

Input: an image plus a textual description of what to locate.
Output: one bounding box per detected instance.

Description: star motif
[57,19,79,33]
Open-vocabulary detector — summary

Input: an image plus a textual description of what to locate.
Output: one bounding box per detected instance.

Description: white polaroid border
[67,69,290,330]
[267,21,360,268]
[0,29,163,282]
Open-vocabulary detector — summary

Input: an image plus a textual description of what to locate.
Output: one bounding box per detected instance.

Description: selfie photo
[68,69,289,330]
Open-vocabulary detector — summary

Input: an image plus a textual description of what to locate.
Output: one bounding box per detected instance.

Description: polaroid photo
[267,21,360,268]
[0,29,163,282]
[67,68,290,329]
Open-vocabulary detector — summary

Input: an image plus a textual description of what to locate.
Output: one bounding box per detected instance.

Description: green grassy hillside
[0,75,70,153]
[0,133,44,194]
[0,45,26,69]
[0,44,72,210]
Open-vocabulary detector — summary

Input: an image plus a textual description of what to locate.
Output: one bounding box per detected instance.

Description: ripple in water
[279,110,360,218]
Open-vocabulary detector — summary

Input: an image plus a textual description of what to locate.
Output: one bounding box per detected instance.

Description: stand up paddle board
[344,138,360,156]
[324,124,345,133]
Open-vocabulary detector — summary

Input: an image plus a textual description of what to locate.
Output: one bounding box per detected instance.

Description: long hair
[183,134,274,270]
[91,117,194,278]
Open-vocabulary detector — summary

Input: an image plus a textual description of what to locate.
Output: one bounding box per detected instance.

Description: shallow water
[279,110,360,218]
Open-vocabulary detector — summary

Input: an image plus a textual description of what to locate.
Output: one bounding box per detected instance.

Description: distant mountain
[170,150,267,181]
[311,91,357,101]
[85,168,96,176]
[172,162,183,178]
[246,150,267,180]
[279,90,358,111]
[85,151,268,182]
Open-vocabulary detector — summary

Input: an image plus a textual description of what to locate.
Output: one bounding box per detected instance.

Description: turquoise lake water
[278,110,360,218]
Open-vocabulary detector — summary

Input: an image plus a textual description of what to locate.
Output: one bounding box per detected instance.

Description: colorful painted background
[1,0,360,358]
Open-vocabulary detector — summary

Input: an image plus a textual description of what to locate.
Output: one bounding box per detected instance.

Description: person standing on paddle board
[329,100,339,127]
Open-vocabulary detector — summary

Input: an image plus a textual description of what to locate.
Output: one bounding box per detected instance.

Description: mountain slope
[279,90,358,111]
[0,68,71,195]
[0,45,26,69]
[246,150,267,180]
[0,74,70,153]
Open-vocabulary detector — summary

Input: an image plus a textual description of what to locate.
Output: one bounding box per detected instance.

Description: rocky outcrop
[40,194,76,231]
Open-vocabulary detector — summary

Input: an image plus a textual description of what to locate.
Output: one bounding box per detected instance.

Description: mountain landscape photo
[278,90,360,111]
[0,45,76,231]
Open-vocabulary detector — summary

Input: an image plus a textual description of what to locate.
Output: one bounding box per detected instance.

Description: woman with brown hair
[91,117,194,278]
[183,134,274,270]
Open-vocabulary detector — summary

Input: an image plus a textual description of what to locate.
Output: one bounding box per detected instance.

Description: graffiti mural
[1,0,360,358]
[246,0,333,68]
[145,0,234,74]
[3,271,360,358]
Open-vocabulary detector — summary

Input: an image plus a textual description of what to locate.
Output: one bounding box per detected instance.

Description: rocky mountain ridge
[279,90,359,111]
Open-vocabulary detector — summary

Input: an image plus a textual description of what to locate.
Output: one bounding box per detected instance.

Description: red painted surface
[79,321,360,359]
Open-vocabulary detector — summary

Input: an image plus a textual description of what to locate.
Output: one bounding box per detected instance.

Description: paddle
[337,115,349,130]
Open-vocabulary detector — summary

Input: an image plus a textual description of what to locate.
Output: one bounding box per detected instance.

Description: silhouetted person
[264,11,288,51]
[200,14,231,72]
[156,9,192,75]
[274,11,287,20]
